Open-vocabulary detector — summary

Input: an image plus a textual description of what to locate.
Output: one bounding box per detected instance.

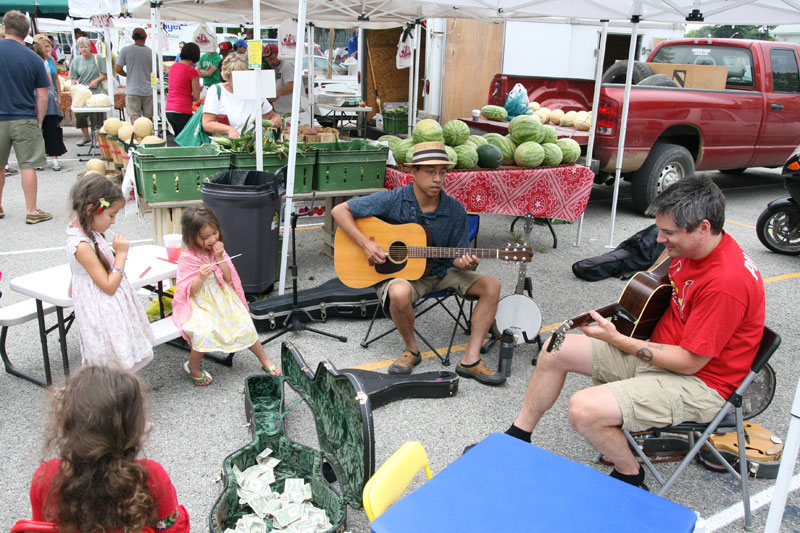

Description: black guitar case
[341,368,459,409]
[249,278,380,332]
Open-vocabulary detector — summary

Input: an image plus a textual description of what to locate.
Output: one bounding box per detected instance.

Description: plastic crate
[132,145,231,203]
[383,112,408,134]
[311,140,389,191]
[228,152,315,193]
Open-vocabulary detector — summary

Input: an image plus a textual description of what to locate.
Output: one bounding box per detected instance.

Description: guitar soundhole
[387,241,409,264]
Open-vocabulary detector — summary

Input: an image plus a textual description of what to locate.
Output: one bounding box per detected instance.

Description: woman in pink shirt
[166,42,201,135]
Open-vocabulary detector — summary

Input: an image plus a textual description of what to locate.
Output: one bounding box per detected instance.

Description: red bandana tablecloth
[385,165,594,221]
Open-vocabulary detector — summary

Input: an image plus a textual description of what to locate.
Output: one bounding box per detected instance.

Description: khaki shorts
[376,268,483,310]
[126,94,154,120]
[75,112,105,129]
[590,339,725,432]
[0,118,45,169]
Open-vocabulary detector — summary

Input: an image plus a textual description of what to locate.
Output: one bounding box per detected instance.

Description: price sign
[90,14,112,28]
[247,40,262,70]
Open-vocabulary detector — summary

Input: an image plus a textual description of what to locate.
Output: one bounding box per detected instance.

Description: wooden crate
[148,199,202,248]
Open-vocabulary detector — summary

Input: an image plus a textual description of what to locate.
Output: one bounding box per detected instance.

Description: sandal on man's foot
[263,363,281,376]
[184,360,212,386]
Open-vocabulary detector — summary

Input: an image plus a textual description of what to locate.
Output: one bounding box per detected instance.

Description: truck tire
[630,143,695,215]
[601,60,654,84]
[637,74,678,88]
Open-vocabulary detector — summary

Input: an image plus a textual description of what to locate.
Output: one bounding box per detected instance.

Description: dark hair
[42,365,155,532]
[645,176,725,234]
[181,204,223,252]
[181,42,200,63]
[68,172,125,272]
[3,10,29,38]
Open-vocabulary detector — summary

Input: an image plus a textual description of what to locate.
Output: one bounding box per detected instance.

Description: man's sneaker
[52,159,61,171]
[4,164,18,175]
[455,359,506,385]
[0,207,4,219]
[388,350,421,375]
[34,166,44,171]
[25,209,53,224]
[76,138,91,146]
[609,466,650,491]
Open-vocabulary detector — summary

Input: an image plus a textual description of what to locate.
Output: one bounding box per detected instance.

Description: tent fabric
[1,0,70,19]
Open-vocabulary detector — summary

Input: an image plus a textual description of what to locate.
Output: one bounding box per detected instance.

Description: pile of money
[224,448,334,533]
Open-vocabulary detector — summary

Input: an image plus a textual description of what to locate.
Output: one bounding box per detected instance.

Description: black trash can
[201,168,285,294]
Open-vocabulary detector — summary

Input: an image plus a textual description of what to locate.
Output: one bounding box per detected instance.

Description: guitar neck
[407,246,506,259]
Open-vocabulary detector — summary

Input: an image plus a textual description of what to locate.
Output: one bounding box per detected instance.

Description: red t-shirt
[650,232,765,398]
[30,458,190,532]
[166,62,198,114]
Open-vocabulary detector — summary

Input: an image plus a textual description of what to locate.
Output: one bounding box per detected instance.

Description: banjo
[492,216,542,345]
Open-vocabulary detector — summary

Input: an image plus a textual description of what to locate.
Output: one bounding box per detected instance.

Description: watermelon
[505,135,517,149]
[392,137,415,165]
[480,105,508,121]
[453,144,479,169]
[378,135,401,150]
[541,125,558,144]
[442,119,470,146]
[466,135,487,148]
[483,133,516,165]
[556,138,581,165]
[411,119,443,144]
[476,144,503,169]
[509,115,544,144]
[444,145,458,169]
[541,143,563,166]
[406,143,418,165]
[514,142,545,168]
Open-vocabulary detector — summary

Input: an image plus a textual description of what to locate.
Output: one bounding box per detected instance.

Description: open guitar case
[209,342,459,532]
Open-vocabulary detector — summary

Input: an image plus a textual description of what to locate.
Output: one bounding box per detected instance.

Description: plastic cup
[164,233,182,262]
[472,109,480,121]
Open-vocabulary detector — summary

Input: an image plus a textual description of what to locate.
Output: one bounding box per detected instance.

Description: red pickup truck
[467,38,800,214]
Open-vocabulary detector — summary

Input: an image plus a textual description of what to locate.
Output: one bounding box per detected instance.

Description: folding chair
[362,441,434,522]
[610,326,780,532]
[360,214,480,366]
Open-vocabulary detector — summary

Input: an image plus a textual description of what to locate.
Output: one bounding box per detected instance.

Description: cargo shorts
[590,338,725,432]
[126,94,154,121]
[376,268,483,311]
[0,118,46,169]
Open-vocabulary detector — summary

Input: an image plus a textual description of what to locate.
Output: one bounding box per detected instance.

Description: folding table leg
[0,326,48,387]
[34,300,53,386]
[56,307,70,376]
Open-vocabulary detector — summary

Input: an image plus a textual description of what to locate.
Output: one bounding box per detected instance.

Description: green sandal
[263,363,281,376]
[184,361,212,386]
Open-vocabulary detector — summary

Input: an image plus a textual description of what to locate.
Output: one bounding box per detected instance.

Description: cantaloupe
[86,159,107,173]
[561,111,578,128]
[116,125,135,143]
[141,135,164,145]
[103,117,123,136]
[133,117,154,138]
[550,109,565,125]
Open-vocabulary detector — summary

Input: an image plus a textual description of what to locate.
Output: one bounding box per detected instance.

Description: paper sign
[232,70,277,100]
[247,40,263,70]
[278,19,297,60]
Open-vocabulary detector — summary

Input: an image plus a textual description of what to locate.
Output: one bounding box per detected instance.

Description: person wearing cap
[331,142,505,386]
[115,27,153,122]
[197,41,222,88]
[234,39,247,55]
[218,41,233,60]
[262,43,294,115]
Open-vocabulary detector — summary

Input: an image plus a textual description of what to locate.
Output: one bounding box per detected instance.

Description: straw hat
[411,141,451,166]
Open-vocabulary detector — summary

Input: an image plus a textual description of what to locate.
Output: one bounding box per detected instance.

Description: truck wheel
[637,74,678,88]
[601,60,654,84]
[630,143,695,215]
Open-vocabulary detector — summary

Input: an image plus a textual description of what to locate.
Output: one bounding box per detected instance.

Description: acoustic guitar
[546,259,672,353]
[334,217,533,288]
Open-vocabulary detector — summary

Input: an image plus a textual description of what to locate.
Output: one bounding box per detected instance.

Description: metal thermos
[498,329,515,377]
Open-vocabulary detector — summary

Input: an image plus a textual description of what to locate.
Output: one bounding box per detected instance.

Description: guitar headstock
[499,246,533,263]
[546,321,572,353]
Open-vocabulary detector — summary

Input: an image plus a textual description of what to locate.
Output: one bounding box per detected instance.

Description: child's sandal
[184,361,213,386]
[263,363,281,376]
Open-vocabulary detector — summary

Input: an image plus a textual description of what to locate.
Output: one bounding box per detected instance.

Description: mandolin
[335,217,532,288]
[546,259,672,353]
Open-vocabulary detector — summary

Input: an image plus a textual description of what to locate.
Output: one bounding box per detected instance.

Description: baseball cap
[263,43,278,57]
[219,41,232,51]
[411,142,451,166]
[132,27,147,39]
[235,39,246,49]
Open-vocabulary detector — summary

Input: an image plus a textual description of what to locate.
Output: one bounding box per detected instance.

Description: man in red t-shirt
[503,177,765,490]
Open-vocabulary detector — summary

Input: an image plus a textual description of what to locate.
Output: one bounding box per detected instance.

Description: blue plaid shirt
[347,184,468,278]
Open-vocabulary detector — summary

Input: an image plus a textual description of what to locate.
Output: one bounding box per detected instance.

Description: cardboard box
[647,62,728,90]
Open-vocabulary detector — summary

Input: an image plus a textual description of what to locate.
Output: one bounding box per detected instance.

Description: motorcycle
[756,151,800,255]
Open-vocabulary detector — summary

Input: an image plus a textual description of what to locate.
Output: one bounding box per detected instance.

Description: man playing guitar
[505,177,765,489]
[331,141,505,385]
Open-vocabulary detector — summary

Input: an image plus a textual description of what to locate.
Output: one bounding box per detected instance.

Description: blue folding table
[371,433,696,533]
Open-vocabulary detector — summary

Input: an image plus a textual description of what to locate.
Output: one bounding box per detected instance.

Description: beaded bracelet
[110,266,126,277]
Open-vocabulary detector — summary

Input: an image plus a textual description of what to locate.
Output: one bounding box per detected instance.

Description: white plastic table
[71,105,114,161]
[10,245,176,385]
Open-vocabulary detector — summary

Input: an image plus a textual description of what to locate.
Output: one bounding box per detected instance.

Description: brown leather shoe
[388,350,421,375]
[25,209,53,224]
[0,207,4,219]
[456,359,506,385]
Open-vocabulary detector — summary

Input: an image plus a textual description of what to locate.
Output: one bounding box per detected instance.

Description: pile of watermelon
[378,116,581,170]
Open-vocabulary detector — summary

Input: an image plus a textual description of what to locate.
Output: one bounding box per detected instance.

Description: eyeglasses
[418,167,448,178]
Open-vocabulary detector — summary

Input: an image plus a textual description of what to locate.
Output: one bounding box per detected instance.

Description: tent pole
[253,0,263,172]
[157,15,167,143]
[308,23,315,126]
[407,24,414,135]
[150,6,159,137]
[104,27,114,123]
[606,16,639,248]
[279,0,308,295]
[575,19,608,247]
[412,19,421,126]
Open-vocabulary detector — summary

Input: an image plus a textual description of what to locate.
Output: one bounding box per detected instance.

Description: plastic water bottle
[498,329,515,377]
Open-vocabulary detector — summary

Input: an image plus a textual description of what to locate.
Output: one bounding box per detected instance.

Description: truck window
[770,49,800,93]
[651,44,754,88]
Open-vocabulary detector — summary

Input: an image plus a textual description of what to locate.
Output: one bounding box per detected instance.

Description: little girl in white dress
[66,173,153,370]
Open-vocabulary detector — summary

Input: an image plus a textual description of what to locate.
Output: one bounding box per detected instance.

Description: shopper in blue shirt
[346,28,358,59]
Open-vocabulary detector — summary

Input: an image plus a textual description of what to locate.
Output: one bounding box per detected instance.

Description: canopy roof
[1,0,70,19]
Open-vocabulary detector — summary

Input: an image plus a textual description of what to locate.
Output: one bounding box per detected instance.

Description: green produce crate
[310,140,389,192]
[229,152,315,193]
[133,144,230,203]
[383,112,408,135]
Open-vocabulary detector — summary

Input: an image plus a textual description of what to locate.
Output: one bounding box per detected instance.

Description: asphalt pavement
[1,130,799,532]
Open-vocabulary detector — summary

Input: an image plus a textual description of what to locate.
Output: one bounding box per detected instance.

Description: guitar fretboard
[396,247,524,260]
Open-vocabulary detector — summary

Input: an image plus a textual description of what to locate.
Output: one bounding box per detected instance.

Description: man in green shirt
[197,50,221,87]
